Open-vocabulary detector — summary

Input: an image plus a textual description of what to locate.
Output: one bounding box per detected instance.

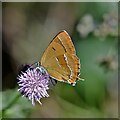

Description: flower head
[17,64,50,105]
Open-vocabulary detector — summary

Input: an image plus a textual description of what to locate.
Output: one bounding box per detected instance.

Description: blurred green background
[2,2,118,118]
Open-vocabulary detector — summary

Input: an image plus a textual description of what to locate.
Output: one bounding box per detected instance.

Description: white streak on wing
[58,31,76,54]
[55,57,62,68]
[64,54,72,79]
[57,35,73,79]
[57,36,66,51]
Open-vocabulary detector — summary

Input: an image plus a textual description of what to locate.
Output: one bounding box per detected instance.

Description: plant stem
[2,93,21,117]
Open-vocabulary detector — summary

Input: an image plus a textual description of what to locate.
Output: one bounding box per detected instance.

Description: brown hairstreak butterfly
[40,30,81,86]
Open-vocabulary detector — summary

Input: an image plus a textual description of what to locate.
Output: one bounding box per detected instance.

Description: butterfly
[19,30,81,86]
[38,30,81,86]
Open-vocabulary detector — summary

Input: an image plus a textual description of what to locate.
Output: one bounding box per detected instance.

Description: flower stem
[2,93,21,117]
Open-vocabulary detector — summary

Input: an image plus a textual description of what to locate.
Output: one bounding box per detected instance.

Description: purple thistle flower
[17,64,50,106]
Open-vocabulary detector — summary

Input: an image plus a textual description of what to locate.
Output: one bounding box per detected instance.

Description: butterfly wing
[40,30,80,85]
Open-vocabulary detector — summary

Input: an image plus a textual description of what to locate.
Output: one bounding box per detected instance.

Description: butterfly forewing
[40,30,80,85]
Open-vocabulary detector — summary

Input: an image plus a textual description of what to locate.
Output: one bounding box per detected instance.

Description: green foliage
[1,89,33,118]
